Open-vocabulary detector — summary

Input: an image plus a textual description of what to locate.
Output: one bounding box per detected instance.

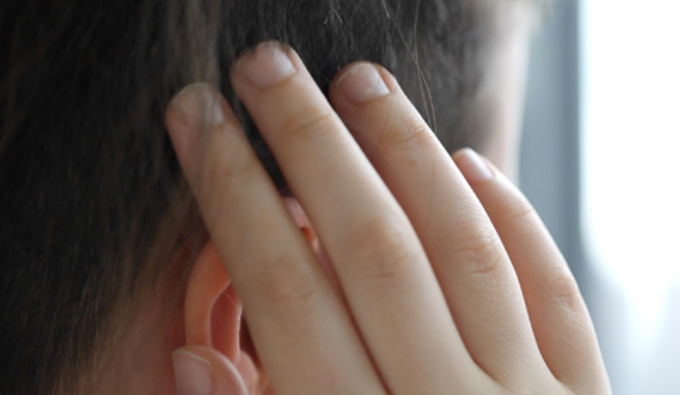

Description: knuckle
[449,222,506,277]
[462,246,506,280]
[251,254,318,320]
[345,216,416,283]
[501,194,538,226]
[507,377,565,395]
[279,109,336,143]
[378,116,433,150]
[207,143,254,184]
[539,268,583,312]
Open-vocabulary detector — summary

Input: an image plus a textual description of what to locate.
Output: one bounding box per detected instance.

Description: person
[0,0,610,394]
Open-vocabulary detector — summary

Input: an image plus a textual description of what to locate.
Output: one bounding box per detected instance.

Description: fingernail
[171,83,226,126]
[454,148,494,183]
[173,350,214,395]
[336,63,390,104]
[238,42,297,87]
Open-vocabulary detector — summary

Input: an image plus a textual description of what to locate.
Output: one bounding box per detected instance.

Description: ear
[181,198,327,393]
[184,241,264,391]
[184,240,241,359]
[185,199,321,357]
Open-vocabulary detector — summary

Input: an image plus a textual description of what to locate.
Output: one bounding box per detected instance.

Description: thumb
[172,345,249,395]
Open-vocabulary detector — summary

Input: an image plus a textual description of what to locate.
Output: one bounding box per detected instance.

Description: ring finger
[329,62,549,386]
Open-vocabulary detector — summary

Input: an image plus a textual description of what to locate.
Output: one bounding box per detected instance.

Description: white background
[581,1,680,393]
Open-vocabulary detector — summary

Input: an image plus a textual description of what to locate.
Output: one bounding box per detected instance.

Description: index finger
[165,83,383,394]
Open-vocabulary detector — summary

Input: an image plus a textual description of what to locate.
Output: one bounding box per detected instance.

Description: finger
[329,62,547,386]
[165,83,383,394]
[173,345,250,395]
[231,42,476,393]
[453,149,610,393]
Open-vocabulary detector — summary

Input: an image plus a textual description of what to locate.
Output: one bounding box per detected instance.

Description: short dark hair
[0,0,528,393]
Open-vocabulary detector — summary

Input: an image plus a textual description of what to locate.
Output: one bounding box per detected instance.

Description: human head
[0,0,536,393]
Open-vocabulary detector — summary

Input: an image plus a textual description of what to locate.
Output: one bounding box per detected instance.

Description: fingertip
[173,349,215,395]
[233,41,298,88]
[165,83,240,176]
[173,346,250,395]
[374,64,400,92]
[330,62,399,106]
[334,62,390,104]
[452,148,495,184]
[169,83,227,128]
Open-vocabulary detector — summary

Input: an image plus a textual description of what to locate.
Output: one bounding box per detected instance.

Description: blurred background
[520,0,680,393]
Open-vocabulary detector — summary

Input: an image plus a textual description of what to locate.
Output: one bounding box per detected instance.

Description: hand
[165,41,610,394]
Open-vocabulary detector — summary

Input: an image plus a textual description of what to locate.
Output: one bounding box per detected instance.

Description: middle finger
[231,42,479,393]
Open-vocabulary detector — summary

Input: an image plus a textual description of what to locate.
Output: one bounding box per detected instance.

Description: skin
[159,42,610,394]
[86,11,609,392]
